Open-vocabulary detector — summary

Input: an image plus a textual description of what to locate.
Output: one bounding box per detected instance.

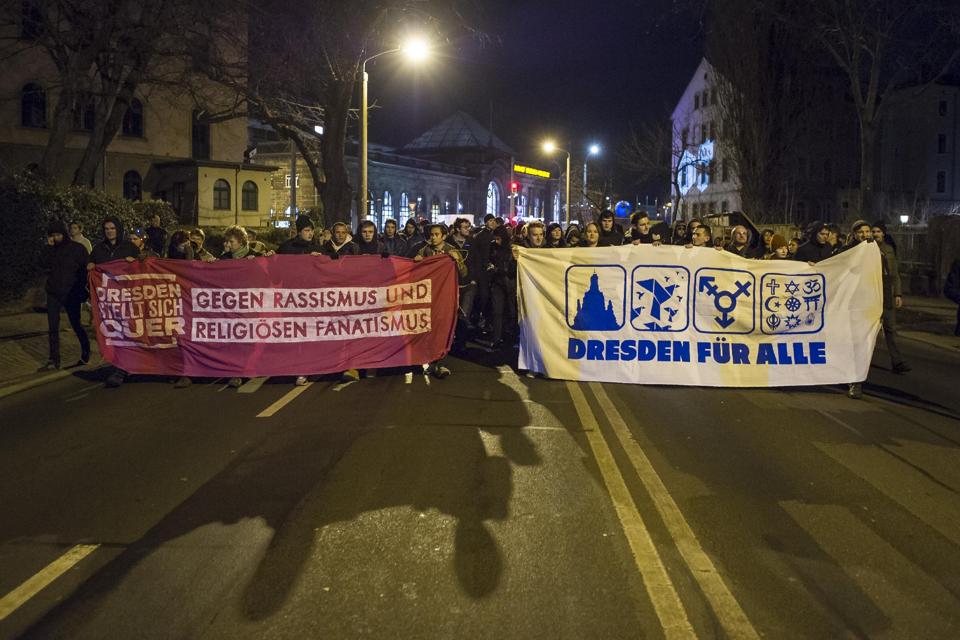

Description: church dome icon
[568,269,624,330]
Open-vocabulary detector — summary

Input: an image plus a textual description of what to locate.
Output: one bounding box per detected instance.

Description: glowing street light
[583,143,601,217]
[542,140,571,225]
[360,36,431,221]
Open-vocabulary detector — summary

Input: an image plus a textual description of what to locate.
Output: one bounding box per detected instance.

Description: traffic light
[510,181,520,193]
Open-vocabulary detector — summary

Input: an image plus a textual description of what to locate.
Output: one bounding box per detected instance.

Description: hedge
[0,172,177,302]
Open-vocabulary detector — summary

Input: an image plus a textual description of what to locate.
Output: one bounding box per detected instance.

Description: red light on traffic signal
[510,181,520,192]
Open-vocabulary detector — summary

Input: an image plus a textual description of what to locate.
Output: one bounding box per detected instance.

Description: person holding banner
[415,224,466,371]
[356,220,387,255]
[321,222,359,258]
[581,222,605,248]
[41,220,90,371]
[868,220,910,375]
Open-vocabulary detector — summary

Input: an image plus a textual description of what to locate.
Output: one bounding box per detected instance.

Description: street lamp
[583,143,600,218]
[360,37,430,221]
[543,140,571,225]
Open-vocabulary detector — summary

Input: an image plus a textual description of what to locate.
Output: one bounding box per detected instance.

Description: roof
[402,111,514,154]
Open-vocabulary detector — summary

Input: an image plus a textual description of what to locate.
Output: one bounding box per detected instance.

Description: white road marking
[0,544,99,621]
[590,383,760,640]
[257,382,314,417]
[565,381,696,640]
[238,376,269,394]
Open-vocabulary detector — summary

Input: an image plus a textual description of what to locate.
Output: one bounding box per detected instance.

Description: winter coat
[417,241,468,285]
[145,225,166,255]
[793,239,834,263]
[45,239,89,301]
[356,238,387,255]
[877,241,902,306]
[89,215,140,264]
[277,237,320,255]
[321,239,359,258]
[380,235,408,257]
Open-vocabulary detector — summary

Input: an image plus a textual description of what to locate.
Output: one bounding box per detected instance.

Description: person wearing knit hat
[766,234,789,259]
[41,219,91,370]
[295,214,314,233]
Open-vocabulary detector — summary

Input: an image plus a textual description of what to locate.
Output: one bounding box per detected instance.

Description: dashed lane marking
[565,381,696,640]
[0,544,99,621]
[257,382,314,418]
[238,376,269,394]
[590,383,760,640]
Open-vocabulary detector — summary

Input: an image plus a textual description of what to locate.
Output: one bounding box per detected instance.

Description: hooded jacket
[380,234,408,257]
[44,220,89,301]
[278,236,320,255]
[89,215,140,264]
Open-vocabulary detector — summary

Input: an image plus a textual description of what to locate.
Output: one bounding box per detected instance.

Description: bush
[0,171,144,302]
[132,200,178,232]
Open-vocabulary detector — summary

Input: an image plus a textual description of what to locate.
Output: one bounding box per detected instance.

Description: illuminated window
[400,192,410,216]
[553,192,561,221]
[430,196,440,221]
[382,191,393,225]
[213,179,230,209]
[284,174,301,188]
[516,194,526,217]
[72,93,94,131]
[486,181,501,216]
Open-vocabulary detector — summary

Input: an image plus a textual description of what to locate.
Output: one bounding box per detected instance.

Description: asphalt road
[0,336,958,639]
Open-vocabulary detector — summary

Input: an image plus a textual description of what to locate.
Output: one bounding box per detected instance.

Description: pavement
[1,330,959,639]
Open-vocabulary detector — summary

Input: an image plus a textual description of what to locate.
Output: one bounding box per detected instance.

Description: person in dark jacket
[871,220,909,374]
[321,222,359,258]
[597,209,624,245]
[87,215,139,387]
[145,214,166,255]
[220,225,265,260]
[129,227,160,259]
[723,225,753,257]
[189,229,216,262]
[546,222,566,248]
[624,211,654,245]
[356,220,386,255]
[380,219,408,256]
[483,225,518,349]
[87,215,140,267]
[944,258,960,336]
[41,220,90,370]
[278,215,322,256]
[794,223,835,263]
[166,230,195,261]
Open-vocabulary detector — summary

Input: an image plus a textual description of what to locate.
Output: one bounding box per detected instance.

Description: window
[241,181,258,210]
[701,124,707,143]
[940,100,948,117]
[680,166,687,188]
[122,170,142,201]
[382,191,393,223]
[938,134,947,154]
[711,88,717,105]
[284,174,301,188]
[681,128,689,147]
[700,165,708,186]
[213,179,230,209]
[937,171,946,193]
[721,200,729,212]
[172,181,184,217]
[708,121,715,141]
[191,110,210,160]
[20,1,42,39]
[21,83,45,128]
[400,192,410,216]
[486,181,500,216]
[721,160,730,183]
[369,193,377,224]
[122,98,143,137]
[694,93,700,109]
[553,192,561,222]
[72,94,94,131]
[430,196,440,221]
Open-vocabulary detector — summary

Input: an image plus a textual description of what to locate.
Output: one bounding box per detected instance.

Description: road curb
[900,330,960,352]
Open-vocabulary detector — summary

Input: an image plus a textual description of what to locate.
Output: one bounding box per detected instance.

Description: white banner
[517,242,883,387]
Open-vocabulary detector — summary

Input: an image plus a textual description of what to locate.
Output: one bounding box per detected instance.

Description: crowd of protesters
[43,206,945,399]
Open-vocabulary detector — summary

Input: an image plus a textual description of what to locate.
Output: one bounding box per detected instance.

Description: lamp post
[543,141,571,225]
[582,143,600,218]
[359,37,429,222]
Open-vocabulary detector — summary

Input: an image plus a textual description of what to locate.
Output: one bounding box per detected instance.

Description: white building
[670,58,741,220]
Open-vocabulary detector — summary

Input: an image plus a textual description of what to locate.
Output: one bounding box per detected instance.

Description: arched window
[486,181,500,217]
[213,179,230,210]
[21,83,46,128]
[122,98,144,137]
[192,110,210,160]
[430,196,440,222]
[416,194,426,215]
[122,170,142,201]
[368,191,377,226]
[553,192,561,222]
[516,194,526,218]
[382,191,393,226]
[400,192,409,218]
[241,181,258,210]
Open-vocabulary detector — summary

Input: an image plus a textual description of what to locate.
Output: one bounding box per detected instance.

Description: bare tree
[619,113,708,220]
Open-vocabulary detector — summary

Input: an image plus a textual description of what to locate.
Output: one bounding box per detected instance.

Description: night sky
[367,0,704,194]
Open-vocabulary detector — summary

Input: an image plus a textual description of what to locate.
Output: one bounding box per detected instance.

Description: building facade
[253,112,562,229]
[0,5,275,227]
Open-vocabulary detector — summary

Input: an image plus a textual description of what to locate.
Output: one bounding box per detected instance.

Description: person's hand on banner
[413,254,424,262]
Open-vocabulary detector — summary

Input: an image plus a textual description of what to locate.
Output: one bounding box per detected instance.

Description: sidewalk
[899,295,960,351]
[0,308,102,398]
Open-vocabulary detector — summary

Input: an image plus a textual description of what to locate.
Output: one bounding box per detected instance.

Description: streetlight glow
[589,144,600,155]
[401,37,430,62]
[542,141,557,153]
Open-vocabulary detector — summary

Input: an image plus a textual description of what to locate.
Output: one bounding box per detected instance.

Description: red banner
[88,255,459,377]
